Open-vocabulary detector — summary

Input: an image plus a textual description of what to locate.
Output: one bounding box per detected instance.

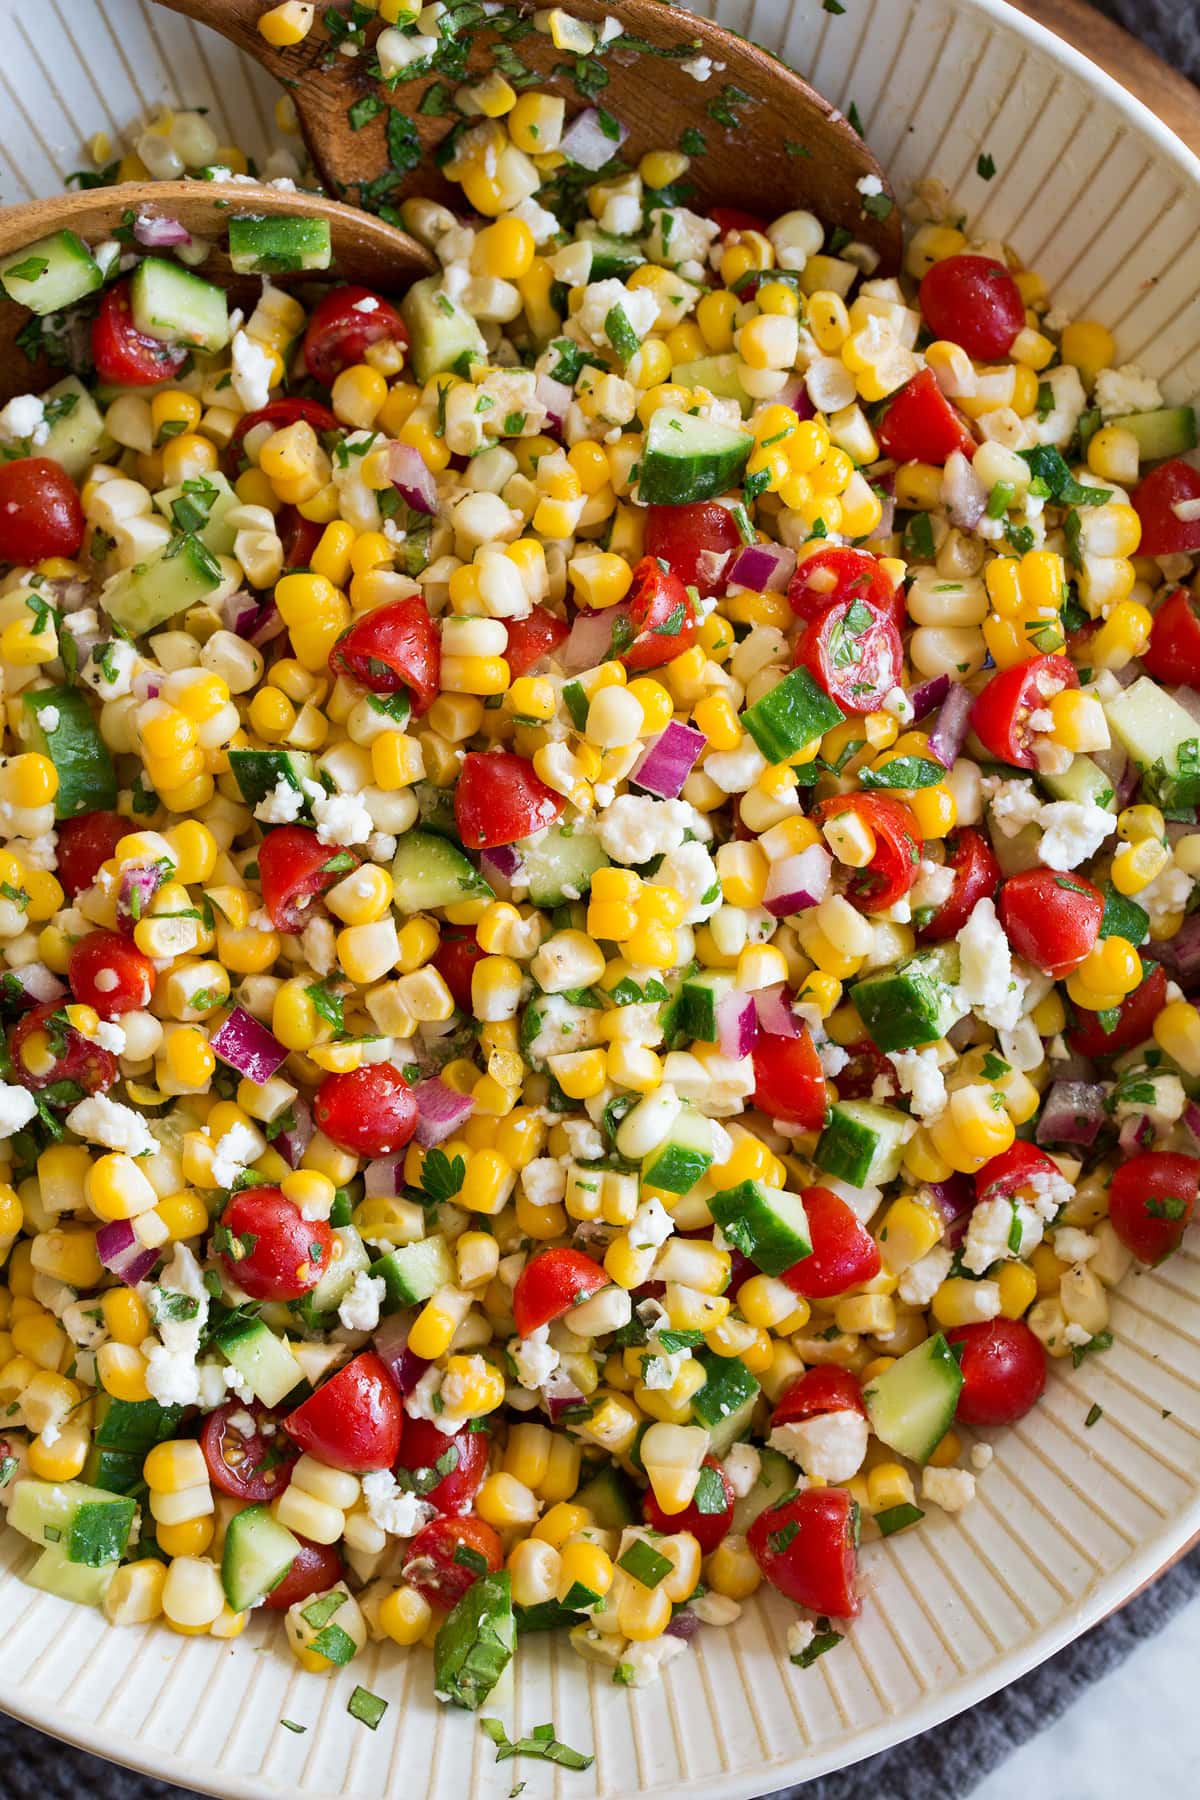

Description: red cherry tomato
[709,207,770,235]
[503,604,569,677]
[228,398,339,465]
[401,1514,504,1608]
[917,828,1000,943]
[643,1454,734,1554]
[975,1140,1066,1209]
[262,1536,345,1611]
[877,368,977,465]
[512,1248,609,1338]
[794,596,903,715]
[54,811,127,899]
[0,458,85,564]
[947,1319,1047,1426]
[284,1352,404,1472]
[67,929,156,1019]
[998,868,1104,977]
[433,926,487,1013]
[782,1187,881,1299]
[329,594,440,715]
[1132,459,1200,558]
[200,1400,298,1503]
[276,504,325,571]
[454,750,565,850]
[394,1418,490,1516]
[91,279,189,386]
[830,1039,896,1101]
[751,1028,827,1129]
[919,255,1025,359]
[1067,961,1167,1057]
[313,1063,419,1157]
[788,546,905,636]
[1141,586,1200,684]
[1108,1150,1200,1265]
[748,1487,860,1618]
[643,502,744,591]
[9,1001,116,1099]
[257,824,359,934]
[812,792,923,913]
[969,654,1079,769]
[303,286,409,390]
[620,555,699,672]
[217,1188,334,1301]
[771,1366,866,1426]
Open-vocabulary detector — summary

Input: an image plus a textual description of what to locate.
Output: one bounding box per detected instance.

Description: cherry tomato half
[771,1366,866,1426]
[9,1001,116,1099]
[1108,1151,1200,1265]
[782,1188,881,1299]
[313,1062,419,1157]
[751,1028,827,1129]
[394,1417,490,1516]
[284,1352,404,1472]
[643,502,744,592]
[512,1248,609,1339]
[1141,586,1200,684]
[974,1140,1065,1210]
[813,792,923,913]
[433,925,487,1013]
[918,828,1000,942]
[969,654,1079,769]
[217,1188,334,1302]
[918,255,1025,359]
[0,458,85,565]
[998,868,1104,978]
[262,1536,345,1611]
[55,811,127,899]
[329,594,440,715]
[503,604,569,677]
[947,1319,1047,1426]
[401,1514,504,1608]
[877,368,977,465]
[794,596,903,715]
[748,1487,860,1617]
[620,555,699,672]
[788,546,905,637]
[258,824,359,934]
[1067,961,1167,1058]
[643,1454,734,1554]
[228,398,339,466]
[454,750,565,850]
[1132,459,1200,558]
[200,1399,298,1503]
[303,286,409,391]
[276,504,326,572]
[67,928,156,1019]
[92,279,189,386]
[830,1039,896,1101]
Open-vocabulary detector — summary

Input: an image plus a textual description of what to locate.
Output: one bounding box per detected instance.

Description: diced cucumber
[1100,881,1149,946]
[20,686,117,819]
[670,354,754,417]
[691,1348,760,1456]
[415,780,458,838]
[741,665,844,762]
[154,470,240,555]
[730,1445,795,1535]
[213,1314,303,1408]
[93,1396,186,1454]
[228,215,332,275]
[574,1464,638,1531]
[372,1233,455,1308]
[130,257,230,354]
[9,1478,135,1563]
[1110,405,1197,462]
[0,230,102,314]
[815,1100,912,1188]
[228,748,315,813]
[222,1502,301,1612]
[1039,753,1116,811]
[517,824,609,906]
[575,224,642,278]
[1105,677,1200,811]
[391,828,493,913]
[676,969,734,1042]
[641,1101,715,1195]
[852,943,966,1052]
[27,1542,117,1608]
[863,1332,963,1465]
[520,994,600,1068]
[303,1225,370,1319]
[82,1447,145,1496]
[102,530,223,635]
[708,1179,811,1276]
[985,813,1044,879]
[637,406,752,506]
[40,377,110,480]
[401,275,487,383]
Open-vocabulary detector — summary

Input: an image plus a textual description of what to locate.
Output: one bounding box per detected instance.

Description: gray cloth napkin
[1093,0,1200,82]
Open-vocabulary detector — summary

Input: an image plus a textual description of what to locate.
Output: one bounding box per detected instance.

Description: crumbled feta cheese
[0,1083,38,1134]
[1037,801,1116,872]
[956,897,1024,1029]
[62,1301,108,1350]
[300,915,337,977]
[312,788,374,846]
[509,1324,560,1390]
[572,279,659,350]
[35,705,60,734]
[618,1635,689,1686]
[922,1465,976,1512]
[230,330,275,415]
[882,685,915,722]
[962,1195,1041,1275]
[142,1244,209,1408]
[1063,1322,1092,1347]
[254,777,304,825]
[628,1197,674,1251]
[700,740,768,794]
[768,1409,869,1482]
[404,1365,445,1423]
[897,1244,953,1307]
[971,1442,994,1471]
[819,1042,849,1077]
[210,1121,262,1187]
[82,638,138,701]
[985,777,1042,839]
[65,1093,155,1156]
[1094,364,1163,418]
[1139,863,1194,926]
[910,858,956,911]
[1053,1227,1099,1264]
[0,393,48,446]
[595,794,694,864]
[856,173,884,197]
[1023,1166,1074,1222]
[724,1441,761,1498]
[889,1048,947,1122]
[337,1270,386,1332]
[680,53,715,80]
[361,1468,437,1538]
[520,1158,567,1207]
[649,840,721,923]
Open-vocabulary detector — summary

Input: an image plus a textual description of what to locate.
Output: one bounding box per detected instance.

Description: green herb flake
[348,1686,388,1730]
[874,1503,924,1537]
[1085,1402,1103,1429]
[792,1618,844,1668]
[976,152,997,180]
[617,1537,673,1588]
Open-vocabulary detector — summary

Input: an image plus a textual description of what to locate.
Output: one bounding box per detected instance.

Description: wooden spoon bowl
[153,0,903,270]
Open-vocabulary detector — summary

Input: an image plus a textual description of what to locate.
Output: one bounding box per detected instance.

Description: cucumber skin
[23,686,117,819]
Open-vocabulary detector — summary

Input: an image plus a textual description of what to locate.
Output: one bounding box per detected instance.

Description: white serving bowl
[0,1,1198,1794]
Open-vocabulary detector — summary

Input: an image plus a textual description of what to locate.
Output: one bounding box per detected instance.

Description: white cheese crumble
[0,1084,38,1135]
[922,1465,977,1512]
[724,1441,761,1498]
[956,897,1024,1029]
[230,329,275,414]
[361,1468,437,1538]
[337,1270,386,1332]
[628,1197,675,1251]
[888,1048,947,1122]
[897,1244,953,1307]
[312,788,374,846]
[0,393,48,446]
[1036,800,1117,871]
[768,1410,869,1483]
[509,1324,559,1390]
[210,1121,262,1187]
[595,795,695,864]
[65,1093,156,1156]
[253,777,304,825]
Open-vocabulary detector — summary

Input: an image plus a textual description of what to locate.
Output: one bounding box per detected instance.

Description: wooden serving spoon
[0,179,433,400]
[153,0,903,270]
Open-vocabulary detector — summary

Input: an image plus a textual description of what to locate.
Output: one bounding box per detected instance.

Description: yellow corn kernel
[1060,319,1115,387]
[257,1,314,47]
[996,1261,1038,1319]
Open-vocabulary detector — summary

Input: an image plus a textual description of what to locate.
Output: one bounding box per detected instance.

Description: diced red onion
[927,682,974,770]
[115,861,168,933]
[535,373,572,436]
[131,668,161,702]
[632,720,706,800]
[943,449,987,528]
[754,984,799,1038]
[375,1316,429,1395]
[414,1077,475,1147]
[560,107,627,171]
[564,603,628,673]
[1118,1112,1154,1155]
[866,494,896,542]
[211,1006,288,1084]
[716,991,758,1059]
[133,212,192,248]
[907,674,950,720]
[481,842,522,881]
[1186,1102,1200,1145]
[96,1219,158,1287]
[273,1095,314,1169]
[363,1157,405,1198]
[1155,912,1200,991]
[665,1610,700,1640]
[777,376,816,421]
[249,599,285,648]
[763,844,832,918]
[924,1175,974,1248]
[0,963,65,1009]
[726,541,796,593]
[1035,1081,1108,1147]
[545,1384,587,1422]
[387,441,438,515]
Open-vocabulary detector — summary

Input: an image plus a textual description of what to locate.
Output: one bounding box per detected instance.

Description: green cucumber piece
[1038,753,1116,812]
[391,828,493,913]
[154,471,240,555]
[574,224,642,278]
[130,256,230,354]
[638,406,752,506]
[222,1502,301,1611]
[641,1100,714,1195]
[9,1477,134,1560]
[863,1333,963,1465]
[574,1464,638,1531]
[1109,405,1197,462]
[434,1569,515,1709]
[40,377,110,480]
[228,215,332,274]
[212,1314,303,1408]
[228,748,315,812]
[102,529,223,635]
[708,1179,811,1276]
[676,969,734,1042]
[670,354,753,416]
[401,275,487,383]
[691,1348,761,1456]
[729,1445,795,1535]
[82,1446,146,1496]
[815,1099,912,1188]
[0,230,102,314]
[371,1233,455,1308]
[27,1542,117,1607]
[741,665,844,762]
[517,824,609,906]
[1104,677,1200,812]
[851,943,966,1052]
[20,686,117,818]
